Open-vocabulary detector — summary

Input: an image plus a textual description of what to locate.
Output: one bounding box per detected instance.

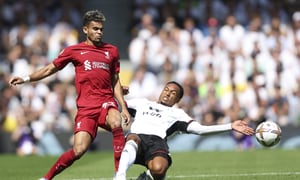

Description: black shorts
[134,134,172,167]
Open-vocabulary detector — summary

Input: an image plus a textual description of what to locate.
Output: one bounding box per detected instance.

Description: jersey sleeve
[52,47,73,70]
[165,109,194,137]
[186,121,232,135]
[177,108,194,122]
[166,121,190,137]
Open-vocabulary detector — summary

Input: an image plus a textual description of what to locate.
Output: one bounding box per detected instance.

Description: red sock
[111,127,125,172]
[44,149,78,180]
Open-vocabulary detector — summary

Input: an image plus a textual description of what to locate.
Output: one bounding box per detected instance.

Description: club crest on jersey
[104,51,110,59]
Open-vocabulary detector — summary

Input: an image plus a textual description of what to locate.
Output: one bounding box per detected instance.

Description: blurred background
[0,0,300,156]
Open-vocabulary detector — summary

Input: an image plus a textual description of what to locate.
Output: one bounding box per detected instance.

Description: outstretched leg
[41,131,92,180]
[114,139,138,180]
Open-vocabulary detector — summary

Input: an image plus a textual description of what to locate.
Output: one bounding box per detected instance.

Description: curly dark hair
[82,10,106,26]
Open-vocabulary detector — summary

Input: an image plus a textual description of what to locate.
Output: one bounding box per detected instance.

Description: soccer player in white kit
[114,81,254,180]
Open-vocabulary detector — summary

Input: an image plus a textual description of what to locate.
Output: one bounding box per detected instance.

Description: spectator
[292,11,300,44]
[127,65,158,100]
[11,115,38,156]
[265,85,290,126]
[128,28,151,70]
[219,14,245,53]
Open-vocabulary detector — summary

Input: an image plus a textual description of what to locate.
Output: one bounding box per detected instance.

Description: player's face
[158,83,181,107]
[83,21,104,46]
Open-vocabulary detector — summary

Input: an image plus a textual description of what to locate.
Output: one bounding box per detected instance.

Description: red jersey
[53,42,120,110]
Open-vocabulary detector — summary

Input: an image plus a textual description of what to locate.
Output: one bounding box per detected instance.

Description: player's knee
[106,110,122,129]
[73,144,88,158]
[126,134,140,143]
[149,163,168,179]
[108,119,122,129]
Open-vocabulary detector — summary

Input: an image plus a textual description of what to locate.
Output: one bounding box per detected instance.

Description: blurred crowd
[0,0,83,156]
[0,0,300,155]
[127,0,300,149]
[127,0,300,125]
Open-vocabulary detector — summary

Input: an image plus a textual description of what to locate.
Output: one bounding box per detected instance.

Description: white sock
[146,169,154,180]
[116,140,138,178]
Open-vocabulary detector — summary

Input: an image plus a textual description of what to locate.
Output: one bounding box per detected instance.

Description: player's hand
[121,109,131,126]
[122,86,129,95]
[9,77,25,86]
[232,120,254,136]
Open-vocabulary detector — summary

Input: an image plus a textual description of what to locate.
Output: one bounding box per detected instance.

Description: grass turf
[0,149,299,180]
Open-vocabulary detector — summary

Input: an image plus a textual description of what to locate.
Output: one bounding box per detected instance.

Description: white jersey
[126,98,193,139]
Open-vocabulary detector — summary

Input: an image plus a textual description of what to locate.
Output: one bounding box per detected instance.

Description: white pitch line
[167,171,300,178]
[70,171,300,180]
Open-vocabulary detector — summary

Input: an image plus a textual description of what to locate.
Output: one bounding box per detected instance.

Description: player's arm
[112,74,131,125]
[9,63,59,86]
[186,120,254,136]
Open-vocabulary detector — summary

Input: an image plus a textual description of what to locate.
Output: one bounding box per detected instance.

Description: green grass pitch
[0,149,299,180]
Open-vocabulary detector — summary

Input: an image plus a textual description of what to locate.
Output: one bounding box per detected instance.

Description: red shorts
[74,100,119,139]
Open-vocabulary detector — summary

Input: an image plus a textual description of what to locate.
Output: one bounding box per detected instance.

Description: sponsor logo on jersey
[142,106,162,118]
[83,60,109,71]
[149,106,160,112]
[92,62,109,70]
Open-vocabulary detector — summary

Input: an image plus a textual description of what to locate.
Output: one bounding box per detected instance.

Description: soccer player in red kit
[9,10,131,180]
